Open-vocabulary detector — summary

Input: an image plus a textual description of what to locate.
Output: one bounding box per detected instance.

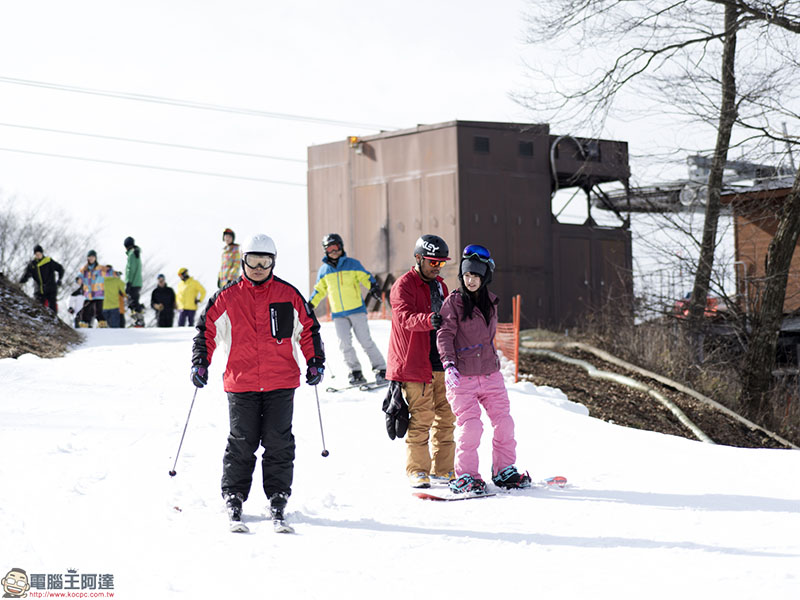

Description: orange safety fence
[494,294,521,382]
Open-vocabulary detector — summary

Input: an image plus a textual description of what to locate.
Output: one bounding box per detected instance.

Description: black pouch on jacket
[269,302,295,340]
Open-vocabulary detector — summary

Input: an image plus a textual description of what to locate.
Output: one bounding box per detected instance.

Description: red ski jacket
[192,275,324,393]
[386,268,448,383]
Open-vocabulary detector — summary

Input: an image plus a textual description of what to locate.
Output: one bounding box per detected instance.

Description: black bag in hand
[382,381,409,440]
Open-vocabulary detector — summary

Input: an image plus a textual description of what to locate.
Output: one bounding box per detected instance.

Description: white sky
[0,0,710,295]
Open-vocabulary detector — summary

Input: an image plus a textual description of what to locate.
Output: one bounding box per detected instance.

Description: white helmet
[242,234,277,256]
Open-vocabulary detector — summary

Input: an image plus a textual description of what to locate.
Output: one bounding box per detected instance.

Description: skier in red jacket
[384,234,456,488]
[191,233,325,530]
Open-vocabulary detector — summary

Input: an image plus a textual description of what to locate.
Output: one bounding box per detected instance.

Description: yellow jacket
[176,277,206,311]
[309,255,375,317]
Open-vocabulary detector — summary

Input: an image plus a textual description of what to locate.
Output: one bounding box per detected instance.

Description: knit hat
[87,249,97,258]
[33,244,43,254]
[460,257,489,278]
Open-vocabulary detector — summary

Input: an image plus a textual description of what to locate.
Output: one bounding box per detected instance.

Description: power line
[0,121,307,163]
[0,146,306,186]
[0,75,397,131]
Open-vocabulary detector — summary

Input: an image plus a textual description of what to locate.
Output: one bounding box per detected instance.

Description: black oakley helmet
[413,234,450,260]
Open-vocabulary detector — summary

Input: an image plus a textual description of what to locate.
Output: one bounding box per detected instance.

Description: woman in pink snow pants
[436,244,532,494]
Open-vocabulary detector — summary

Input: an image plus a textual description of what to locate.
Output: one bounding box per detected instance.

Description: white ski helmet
[242,234,277,256]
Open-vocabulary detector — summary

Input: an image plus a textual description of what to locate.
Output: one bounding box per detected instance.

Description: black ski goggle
[244,254,274,269]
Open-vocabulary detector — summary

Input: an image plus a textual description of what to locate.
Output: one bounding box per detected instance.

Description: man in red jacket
[191,233,325,530]
[385,234,456,488]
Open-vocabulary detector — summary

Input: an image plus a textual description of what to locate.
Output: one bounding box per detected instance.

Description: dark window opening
[519,141,534,157]
[474,136,490,153]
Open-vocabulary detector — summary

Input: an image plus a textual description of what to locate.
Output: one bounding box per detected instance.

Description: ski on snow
[413,475,567,501]
[228,514,295,534]
[325,380,389,393]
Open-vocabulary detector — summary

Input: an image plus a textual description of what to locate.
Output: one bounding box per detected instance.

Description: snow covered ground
[2,320,799,599]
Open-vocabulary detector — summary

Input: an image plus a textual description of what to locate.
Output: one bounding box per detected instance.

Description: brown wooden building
[721,180,800,315]
[307,120,632,327]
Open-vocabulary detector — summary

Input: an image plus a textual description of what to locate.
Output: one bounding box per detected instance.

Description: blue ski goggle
[462,244,495,269]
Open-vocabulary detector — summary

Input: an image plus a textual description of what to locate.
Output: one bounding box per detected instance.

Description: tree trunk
[687,4,739,353]
[740,170,800,416]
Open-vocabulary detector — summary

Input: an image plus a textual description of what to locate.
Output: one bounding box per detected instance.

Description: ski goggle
[424,259,447,268]
[324,243,342,253]
[462,244,495,269]
[244,253,274,269]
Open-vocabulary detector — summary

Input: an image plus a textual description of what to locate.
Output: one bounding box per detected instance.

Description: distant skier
[436,244,531,495]
[124,236,145,327]
[176,268,206,326]
[79,250,111,327]
[150,273,176,327]
[190,233,325,533]
[218,228,241,288]
[383,234,456,489]
[101,266,127,328]
[309,233,386,385]
[19,244,64,312]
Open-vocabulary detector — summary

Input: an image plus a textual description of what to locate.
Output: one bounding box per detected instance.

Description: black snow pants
[221,389,296,501]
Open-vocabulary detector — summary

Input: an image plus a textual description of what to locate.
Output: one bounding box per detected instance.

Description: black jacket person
[19,245,64,312]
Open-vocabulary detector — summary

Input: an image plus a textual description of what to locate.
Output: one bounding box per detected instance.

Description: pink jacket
[436,290,501,376]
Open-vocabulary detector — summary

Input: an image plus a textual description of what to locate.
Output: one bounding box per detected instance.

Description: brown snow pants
[403,371,456,477]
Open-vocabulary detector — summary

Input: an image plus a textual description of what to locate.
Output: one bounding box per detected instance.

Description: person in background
[19,244,64,312]
[437,244,532,495]
[191,233,325,531]
[101,266,127,328]
[67,276,85,328]
[218,228,241,288]
[151,273,176,327]
[79,250,110,328]
[383,234,456,489]
[124,236,144,327]
[308,233,386,385]
[176,267,206,326]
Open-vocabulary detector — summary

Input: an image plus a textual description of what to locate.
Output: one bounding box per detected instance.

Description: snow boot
[348,370,367,385]
[430,470,455,483]
[408,472,431,488]
[449,473,487,494]
[268,492,289,521]
[224,492,245,521]
[492,465,532,489]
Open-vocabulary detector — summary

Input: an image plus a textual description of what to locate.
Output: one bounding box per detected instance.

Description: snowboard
[413,491,497,502]
[413,475,567,501]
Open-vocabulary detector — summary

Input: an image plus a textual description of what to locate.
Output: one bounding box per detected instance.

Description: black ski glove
[382,381,409,440]
[306,357,325,385]
[367,284,382,304]
[191,366,208,388]
[430,312,442,330]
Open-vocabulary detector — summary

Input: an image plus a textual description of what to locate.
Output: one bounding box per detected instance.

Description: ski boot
[449,473,487,495]
[492,465,532,489]
[348,370,367,385]
[132,310,145,328]
[223,492,249,533]
[268,492,294,533]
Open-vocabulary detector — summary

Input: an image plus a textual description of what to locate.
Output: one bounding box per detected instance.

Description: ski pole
[313,384,330,457]
[169,388,198,476]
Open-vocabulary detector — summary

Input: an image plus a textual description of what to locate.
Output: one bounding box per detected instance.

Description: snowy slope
[1,321,799,599]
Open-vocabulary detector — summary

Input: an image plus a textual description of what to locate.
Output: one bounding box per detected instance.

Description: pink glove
[444,365,461,390]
